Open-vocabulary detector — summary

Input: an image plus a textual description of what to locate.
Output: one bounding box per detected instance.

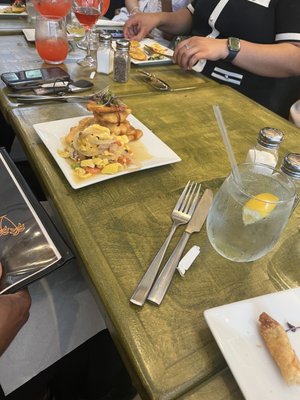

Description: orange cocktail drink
[35,37,68,64]
[35,16,68,64]
[32,0,72,17]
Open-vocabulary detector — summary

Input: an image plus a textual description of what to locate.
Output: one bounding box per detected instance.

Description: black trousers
[0,330,133,400]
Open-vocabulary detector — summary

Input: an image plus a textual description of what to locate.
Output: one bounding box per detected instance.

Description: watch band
[225,37,240,62]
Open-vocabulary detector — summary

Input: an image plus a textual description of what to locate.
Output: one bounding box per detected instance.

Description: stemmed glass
[76,0,110,51]
[72,0,102,67]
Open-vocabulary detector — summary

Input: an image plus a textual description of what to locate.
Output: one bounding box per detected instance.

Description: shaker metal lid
[99,32,112,42]
[281,153,300,179]
[116,39,130,49]
[257,127,284,149]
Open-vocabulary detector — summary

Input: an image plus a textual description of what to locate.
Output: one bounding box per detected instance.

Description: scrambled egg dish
[59,123,133,179]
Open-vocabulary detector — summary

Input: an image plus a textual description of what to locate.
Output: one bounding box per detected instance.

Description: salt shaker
[113,39,131,83]
[96,33,113,75]
[245,127,284,168]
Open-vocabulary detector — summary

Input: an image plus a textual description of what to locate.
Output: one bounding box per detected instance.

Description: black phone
[110,30,124,39]
[1,67,71,89]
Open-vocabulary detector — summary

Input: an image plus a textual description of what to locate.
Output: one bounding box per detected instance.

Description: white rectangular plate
[0,5,27,16]
[33,115,181,189]
[22,28,73,42]
[22,28,35,41]
[95,19,124,29]
[204,288,300,400]
[131,38,173,66]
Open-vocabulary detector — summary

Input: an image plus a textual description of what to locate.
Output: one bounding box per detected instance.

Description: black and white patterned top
[187,0,300,118]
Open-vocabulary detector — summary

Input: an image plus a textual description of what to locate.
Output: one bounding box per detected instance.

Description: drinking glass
[74,0,110,50]
[26,0,39,25]
[66,9,85,41]
[32,0,72,17]
[72,0,102,67]
[35,16,69,64]
[206,163,296,262]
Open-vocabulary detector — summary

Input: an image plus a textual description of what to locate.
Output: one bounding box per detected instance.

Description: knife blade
[147,188,213,306]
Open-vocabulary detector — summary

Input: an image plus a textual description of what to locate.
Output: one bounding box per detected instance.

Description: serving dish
[204,288,300,400]
[33,115,181,189]
[0,5,27,16]
[130,38,173,66]
[22,28,35,41]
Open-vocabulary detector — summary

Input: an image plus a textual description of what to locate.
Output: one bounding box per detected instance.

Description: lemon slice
[242,192,279,225]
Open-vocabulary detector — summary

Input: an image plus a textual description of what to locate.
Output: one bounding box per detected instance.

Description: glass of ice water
[206,163,296,262]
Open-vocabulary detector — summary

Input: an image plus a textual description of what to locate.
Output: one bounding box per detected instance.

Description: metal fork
[130,181,201,306]
[143,44,173,59]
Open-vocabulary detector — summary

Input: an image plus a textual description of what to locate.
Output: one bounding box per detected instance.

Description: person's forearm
[175,36,300,78]
[125,0,140,14]
[234,41,300,78]
[156,8,192,36]
[0,290,31,356]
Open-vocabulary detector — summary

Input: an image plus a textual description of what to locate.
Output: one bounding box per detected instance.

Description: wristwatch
[225,37,240,62]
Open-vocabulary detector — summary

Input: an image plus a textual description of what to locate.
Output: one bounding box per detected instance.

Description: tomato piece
[84,166,101,174]
[117,156,131,165]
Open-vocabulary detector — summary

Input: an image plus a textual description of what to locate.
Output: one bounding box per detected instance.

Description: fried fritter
[86,101,142,141]
[259,312,300,385]
[130,47,148,61]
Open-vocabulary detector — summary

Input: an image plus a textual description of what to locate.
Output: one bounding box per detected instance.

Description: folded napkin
[177,245,200,277]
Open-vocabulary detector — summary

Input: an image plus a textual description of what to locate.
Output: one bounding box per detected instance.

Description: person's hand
[123,12,160,42]
[0,263,31,355]
[173,36,228,70]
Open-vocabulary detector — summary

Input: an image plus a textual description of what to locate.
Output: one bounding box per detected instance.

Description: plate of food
[33,93,181,189]
[129,38,173,65]
[204,288,300,400]
[0,2,27,16]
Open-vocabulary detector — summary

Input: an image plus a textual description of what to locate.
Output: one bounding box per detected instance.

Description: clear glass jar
[96,33,113,74]
[113,39,130,83]
[245,127,284,168]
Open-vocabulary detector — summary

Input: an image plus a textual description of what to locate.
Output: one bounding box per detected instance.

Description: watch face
[229,37,240,51]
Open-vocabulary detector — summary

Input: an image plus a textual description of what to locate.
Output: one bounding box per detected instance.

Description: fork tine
[181,181,197,213]
[187,183,201,215]
[174,180,190,211]
[178,181,195,212]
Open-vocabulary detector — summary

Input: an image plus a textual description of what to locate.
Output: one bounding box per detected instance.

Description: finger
[174,46,190,69]
[173,41,186,58]
[133,25,139,35]
[0,262,2,279]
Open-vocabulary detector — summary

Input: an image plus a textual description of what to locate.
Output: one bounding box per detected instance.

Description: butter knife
[147,189,213,306]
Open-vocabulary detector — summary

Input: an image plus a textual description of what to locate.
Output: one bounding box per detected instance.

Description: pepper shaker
[113,39,131,83]
[280,153,300,191]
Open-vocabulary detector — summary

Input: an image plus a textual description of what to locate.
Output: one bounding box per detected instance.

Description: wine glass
[32,0,72,18]
[72,0,102,67]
